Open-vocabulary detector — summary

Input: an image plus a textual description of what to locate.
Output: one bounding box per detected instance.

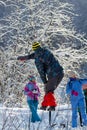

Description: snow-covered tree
[0,0,87,106]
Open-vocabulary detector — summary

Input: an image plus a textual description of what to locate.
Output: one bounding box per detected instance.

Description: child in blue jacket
[66,70,87,128]
[24,75,41,123]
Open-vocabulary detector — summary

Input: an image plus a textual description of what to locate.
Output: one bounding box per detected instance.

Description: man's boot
[47,106,55,111]
[40,106,47,110]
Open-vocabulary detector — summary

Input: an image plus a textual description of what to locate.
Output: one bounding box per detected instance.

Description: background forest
[0,0,87,107]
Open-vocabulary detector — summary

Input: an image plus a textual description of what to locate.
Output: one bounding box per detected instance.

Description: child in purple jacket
[24,75,41,123]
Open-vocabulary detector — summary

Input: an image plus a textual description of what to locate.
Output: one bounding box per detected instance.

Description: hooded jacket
[24,81,40,101]
[66,78,87,100]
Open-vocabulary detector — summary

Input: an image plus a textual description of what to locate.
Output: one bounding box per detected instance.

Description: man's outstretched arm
[17,53,35,61]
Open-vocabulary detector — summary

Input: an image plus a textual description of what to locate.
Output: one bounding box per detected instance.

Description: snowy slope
[0,104,84,130]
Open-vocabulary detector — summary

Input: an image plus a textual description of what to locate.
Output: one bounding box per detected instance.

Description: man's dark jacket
[17,47,63,84]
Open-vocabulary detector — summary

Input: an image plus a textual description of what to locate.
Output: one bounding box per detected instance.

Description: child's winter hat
[28,75,36,81]
[67,70,77,77]
[32,42,40,51]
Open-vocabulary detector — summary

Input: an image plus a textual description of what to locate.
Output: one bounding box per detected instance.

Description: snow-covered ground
[0,104,87,130]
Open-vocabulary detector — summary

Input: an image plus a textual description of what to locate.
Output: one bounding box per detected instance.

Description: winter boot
[47,106,55,111]
[40,106,47,110]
